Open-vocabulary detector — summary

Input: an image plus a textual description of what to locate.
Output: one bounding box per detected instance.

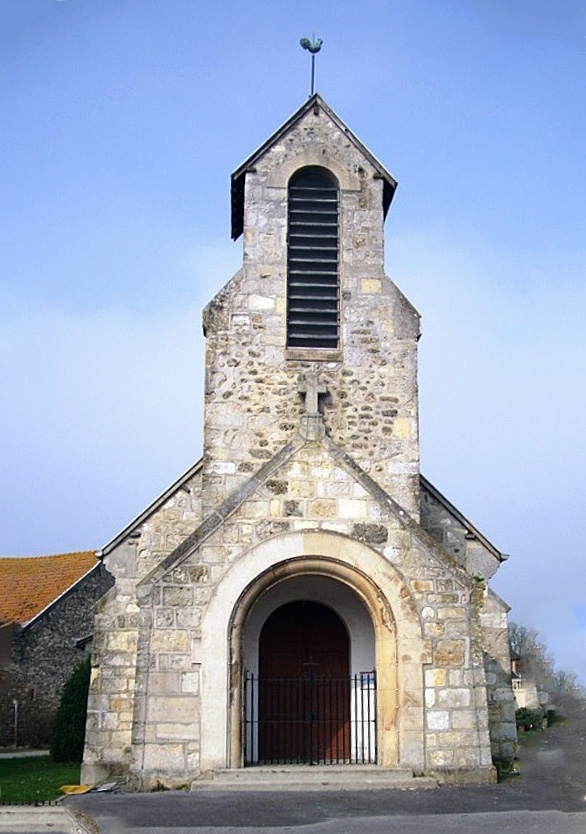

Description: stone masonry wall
[83,467,202,782]
[420,487,500,580]
[202,103,421,521]
[133,467,203,581]
[127,437,494,786]
[479,590,518,769]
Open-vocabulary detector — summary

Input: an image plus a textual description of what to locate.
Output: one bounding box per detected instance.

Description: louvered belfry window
[287,167,339,349]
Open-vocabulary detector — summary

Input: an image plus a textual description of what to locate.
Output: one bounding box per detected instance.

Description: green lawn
[0,756,80,803]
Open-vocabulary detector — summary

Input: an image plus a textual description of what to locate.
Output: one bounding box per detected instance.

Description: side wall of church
[479,590,518,770]
[82,468,203,783]
[133,468,203,580]
[202,106,421,522]
[420,488,501,580]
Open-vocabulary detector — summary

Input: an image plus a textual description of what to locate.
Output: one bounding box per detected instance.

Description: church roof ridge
[231,93,397,240]
[100,458,203,557]
[420,474,506,562]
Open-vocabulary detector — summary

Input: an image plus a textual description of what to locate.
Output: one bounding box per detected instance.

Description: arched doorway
[218,541,422,773]
[257,600,350,763]
[240,575,378,766]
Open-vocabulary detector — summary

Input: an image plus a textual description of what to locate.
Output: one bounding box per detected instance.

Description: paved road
[61,694,585,833]
[2,803,586,834]
[63,804,586,834]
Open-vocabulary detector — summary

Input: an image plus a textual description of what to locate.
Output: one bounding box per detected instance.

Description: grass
[0,756,80,804]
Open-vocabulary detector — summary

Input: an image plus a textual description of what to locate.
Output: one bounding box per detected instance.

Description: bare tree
[508,622,580,697]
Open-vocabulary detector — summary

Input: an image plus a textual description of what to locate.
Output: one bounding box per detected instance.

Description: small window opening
[287,167,339,349]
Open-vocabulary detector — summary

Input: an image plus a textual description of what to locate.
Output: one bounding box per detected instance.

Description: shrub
[50,657,91,763]
[515,707,544,732]
[18,697,55,748]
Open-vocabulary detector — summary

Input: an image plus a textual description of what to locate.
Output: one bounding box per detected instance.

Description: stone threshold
[190,765,438,791]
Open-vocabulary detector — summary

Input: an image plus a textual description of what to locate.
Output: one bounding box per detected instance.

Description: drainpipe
[12,699,18,748]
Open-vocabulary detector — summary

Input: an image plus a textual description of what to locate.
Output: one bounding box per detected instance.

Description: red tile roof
[0,551,98,626]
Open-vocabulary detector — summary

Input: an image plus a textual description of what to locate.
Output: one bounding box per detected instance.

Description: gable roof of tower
[0,551,99,628]
[231,93,398,240]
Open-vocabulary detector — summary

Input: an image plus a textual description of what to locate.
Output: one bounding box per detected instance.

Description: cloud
[0,235,241,556]
[0,296,205,555]
[387,224,586,684]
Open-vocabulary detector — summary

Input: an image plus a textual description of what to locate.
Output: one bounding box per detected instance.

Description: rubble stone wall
[202,105,421,521]
[420,486,500,580]
[479,590,518,769]
[4,564,113,747]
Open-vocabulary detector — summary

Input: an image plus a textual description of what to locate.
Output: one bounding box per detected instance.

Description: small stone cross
[298,370,327,416]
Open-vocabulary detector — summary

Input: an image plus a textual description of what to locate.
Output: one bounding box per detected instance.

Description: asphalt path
[67,695,586,833]
[66,796,586,834]
[66,810,586,834]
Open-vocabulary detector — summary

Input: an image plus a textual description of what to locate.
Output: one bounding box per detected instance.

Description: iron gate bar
[244,671,377,766]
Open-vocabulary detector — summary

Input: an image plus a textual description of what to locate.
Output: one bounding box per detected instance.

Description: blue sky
[1,0,585,683]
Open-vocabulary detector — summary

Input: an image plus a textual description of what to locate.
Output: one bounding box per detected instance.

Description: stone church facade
[82,95,516,788]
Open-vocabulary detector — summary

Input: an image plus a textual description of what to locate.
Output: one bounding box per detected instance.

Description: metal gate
[244,671,377,765]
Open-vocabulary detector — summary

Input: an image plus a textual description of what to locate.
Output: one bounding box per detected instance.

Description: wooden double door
[258,600,350,764]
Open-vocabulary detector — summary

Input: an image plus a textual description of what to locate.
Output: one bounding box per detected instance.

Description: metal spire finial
[300,35,323,97]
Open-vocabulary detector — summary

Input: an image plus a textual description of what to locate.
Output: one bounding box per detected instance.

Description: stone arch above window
[287,166,339,350]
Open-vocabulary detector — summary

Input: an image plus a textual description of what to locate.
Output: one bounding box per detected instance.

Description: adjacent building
[0,551,113,746]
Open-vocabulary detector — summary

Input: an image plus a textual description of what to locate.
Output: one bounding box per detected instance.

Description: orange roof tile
[0,551,99,626]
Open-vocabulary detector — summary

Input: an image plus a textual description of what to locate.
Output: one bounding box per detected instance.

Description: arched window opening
[287,167,339,349]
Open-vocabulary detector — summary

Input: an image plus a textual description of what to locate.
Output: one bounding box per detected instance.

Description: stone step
[191,766,438,791]
[0,806,77,833]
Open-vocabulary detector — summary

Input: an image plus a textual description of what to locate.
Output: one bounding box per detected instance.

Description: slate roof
[0,551,99,627]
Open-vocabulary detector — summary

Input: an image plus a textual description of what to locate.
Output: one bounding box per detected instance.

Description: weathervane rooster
[300,36,323,96]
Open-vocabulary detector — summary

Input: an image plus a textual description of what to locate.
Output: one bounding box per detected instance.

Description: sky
[1,0,585,685]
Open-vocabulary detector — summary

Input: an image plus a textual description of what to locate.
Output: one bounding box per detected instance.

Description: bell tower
[202,95,421,519]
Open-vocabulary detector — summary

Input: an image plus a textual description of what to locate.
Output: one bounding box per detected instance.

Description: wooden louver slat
[287,169,339,349]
